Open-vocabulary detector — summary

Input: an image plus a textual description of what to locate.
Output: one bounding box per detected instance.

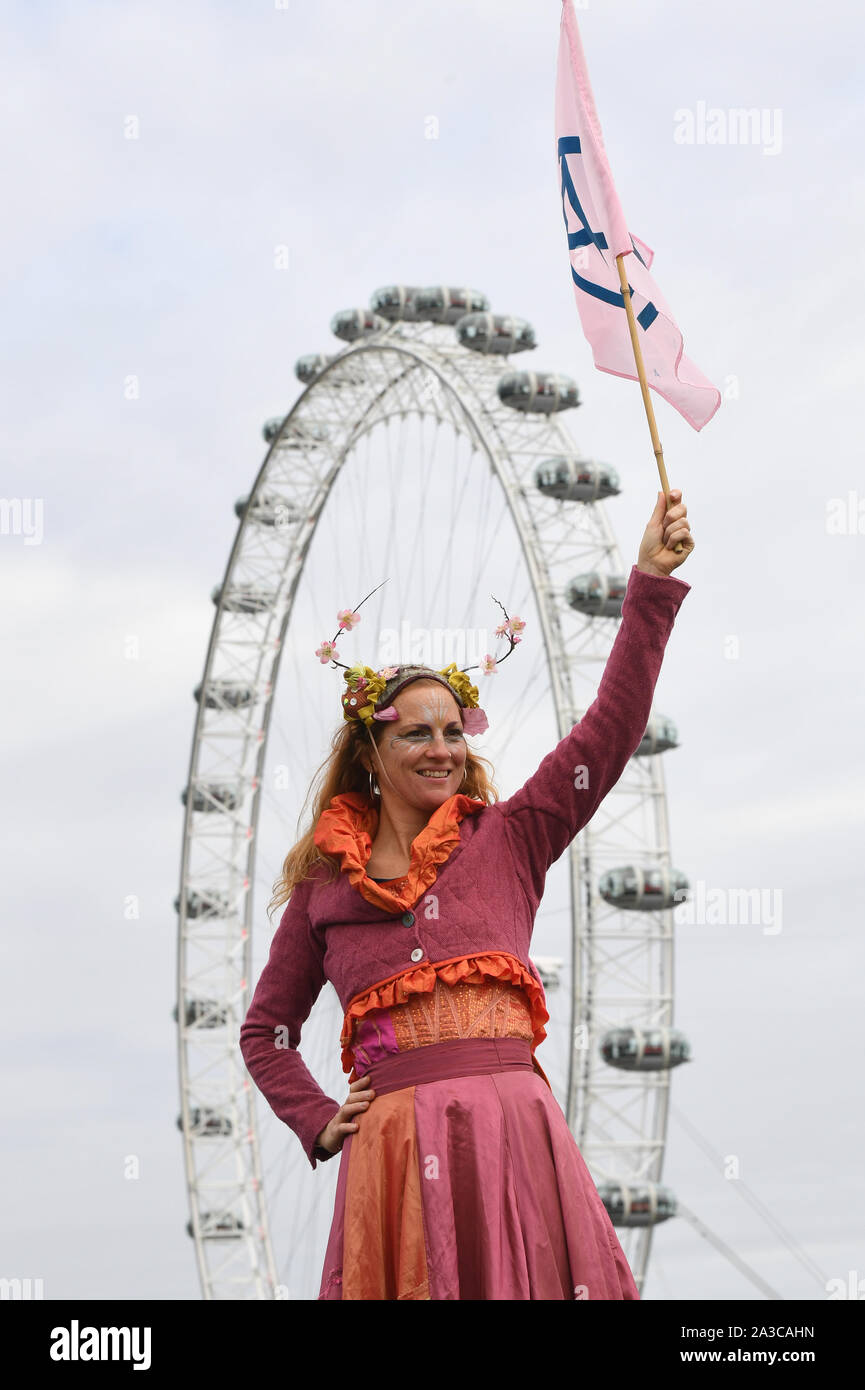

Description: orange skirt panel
[341,1086,430,1300]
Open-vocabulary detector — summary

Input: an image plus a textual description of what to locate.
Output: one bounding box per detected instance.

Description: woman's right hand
[315,1074,377,1154]
[637,489,694,575]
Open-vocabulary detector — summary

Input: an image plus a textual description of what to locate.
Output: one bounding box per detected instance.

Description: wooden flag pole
[615,251,684,554]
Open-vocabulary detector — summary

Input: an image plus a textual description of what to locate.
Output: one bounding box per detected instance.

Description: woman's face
[367,680,467,813]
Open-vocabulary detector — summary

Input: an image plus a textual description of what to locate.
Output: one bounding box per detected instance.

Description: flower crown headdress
[314,580,525,737]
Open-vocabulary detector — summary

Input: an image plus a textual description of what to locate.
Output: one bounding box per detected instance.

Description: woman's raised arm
[495,490,694,907]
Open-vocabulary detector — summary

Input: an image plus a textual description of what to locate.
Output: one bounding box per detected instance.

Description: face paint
[370,681,467,811]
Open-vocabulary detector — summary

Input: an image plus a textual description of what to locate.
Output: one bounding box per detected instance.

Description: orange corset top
[349,975,535,1076]
[339,950,552,1090]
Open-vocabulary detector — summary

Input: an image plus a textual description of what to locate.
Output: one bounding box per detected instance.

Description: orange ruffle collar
[313,790,486,912]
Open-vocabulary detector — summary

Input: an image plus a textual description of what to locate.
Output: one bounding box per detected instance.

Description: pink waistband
[362,1037,535,1096]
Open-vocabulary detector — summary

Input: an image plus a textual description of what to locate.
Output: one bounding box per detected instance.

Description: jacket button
[401,911,415,927]
[410,948,424,963]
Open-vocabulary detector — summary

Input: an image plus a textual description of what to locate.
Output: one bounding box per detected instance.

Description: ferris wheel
[175,284,694,1300]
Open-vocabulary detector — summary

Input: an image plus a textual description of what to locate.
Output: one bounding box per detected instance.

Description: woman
[239,488,694,1300]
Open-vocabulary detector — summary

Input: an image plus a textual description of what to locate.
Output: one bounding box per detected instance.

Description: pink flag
[556,0,720,431]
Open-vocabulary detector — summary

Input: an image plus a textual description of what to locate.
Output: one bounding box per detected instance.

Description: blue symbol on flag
[558,137,658,332]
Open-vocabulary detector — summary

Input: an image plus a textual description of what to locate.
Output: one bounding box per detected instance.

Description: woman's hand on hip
[315,1074,377,1154]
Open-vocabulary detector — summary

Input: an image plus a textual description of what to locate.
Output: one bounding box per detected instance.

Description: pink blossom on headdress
[372,706,399,721]
[315,639,339,664]
[377,666,399,679]
[337,608,362,631]
[461,707,489,735]
[480,654,497,675]
[495,615,526,644]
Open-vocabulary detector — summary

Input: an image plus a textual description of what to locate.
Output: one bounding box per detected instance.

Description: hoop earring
[369,771,380,798]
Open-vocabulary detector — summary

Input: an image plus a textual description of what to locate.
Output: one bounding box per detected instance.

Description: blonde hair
[266,680,498,921]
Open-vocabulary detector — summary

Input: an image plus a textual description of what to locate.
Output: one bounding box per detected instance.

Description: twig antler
[326,578,389,670]
[461,595,519,674]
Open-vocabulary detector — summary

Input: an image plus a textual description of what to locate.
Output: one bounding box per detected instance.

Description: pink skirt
[318,1038,640,1301]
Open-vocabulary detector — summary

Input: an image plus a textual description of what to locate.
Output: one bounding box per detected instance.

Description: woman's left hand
[637,489,694,577]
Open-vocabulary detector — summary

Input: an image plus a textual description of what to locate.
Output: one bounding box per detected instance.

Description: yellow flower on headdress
[343,664,372,692]
[438,663,480,710]
[357,671,387,723]
[342,664,388,725]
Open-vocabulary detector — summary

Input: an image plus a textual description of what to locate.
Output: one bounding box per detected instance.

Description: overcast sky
[2,0,863,1303]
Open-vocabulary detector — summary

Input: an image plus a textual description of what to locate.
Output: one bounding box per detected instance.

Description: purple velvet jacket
[239,563,690,1169]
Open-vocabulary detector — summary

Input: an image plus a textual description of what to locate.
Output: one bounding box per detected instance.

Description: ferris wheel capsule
[600,1026,693,1072]
[497,370,580,413]
[173,997,229,1028]
[187,1212,246,1241]
[370,285,423,321]
[455,311,536,355]
[598,865,689,911]
[529,955,564,990]
[193,679,257,710]
[294,353,332,383]
[535,457,620,502]
[412,286,489,323]
[262,417,329,446]
[212,582,278,614]
[596,1181,678,1227]
[294,354,367,388]
[235,492,303,528]
[565,572,627,617]
[633,713,680,757]
[181,782,241,813]
[177,1107,234,1138]
[174,888,233,919]
[330,307,388,341]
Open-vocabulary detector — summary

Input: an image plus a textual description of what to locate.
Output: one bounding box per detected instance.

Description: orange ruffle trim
[314,790,486,913]
[340,951,552,1089]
